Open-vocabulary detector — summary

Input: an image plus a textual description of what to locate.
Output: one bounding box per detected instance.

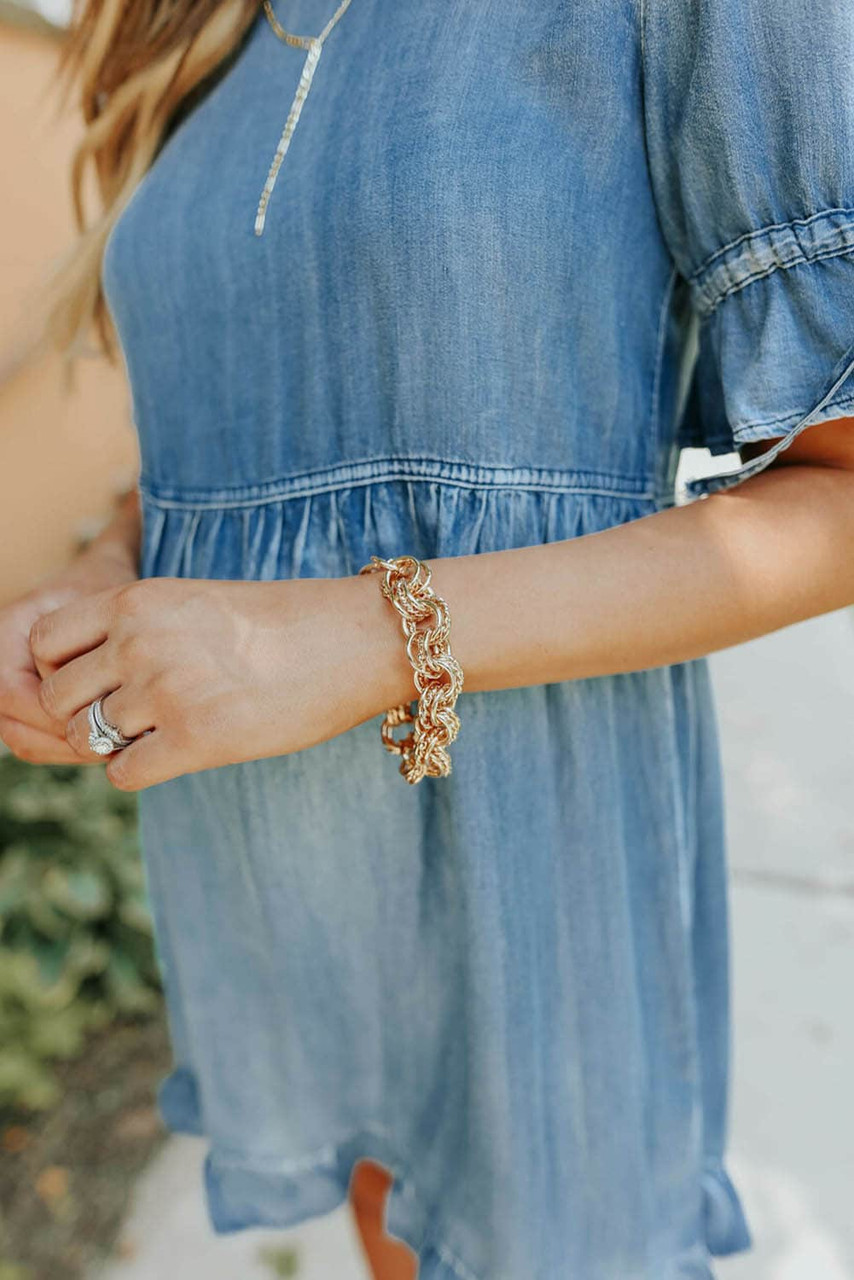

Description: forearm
[391,461,854,699]
[27,456,854,790]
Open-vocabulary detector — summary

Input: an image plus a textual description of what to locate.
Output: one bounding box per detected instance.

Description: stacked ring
[87,696,136,755]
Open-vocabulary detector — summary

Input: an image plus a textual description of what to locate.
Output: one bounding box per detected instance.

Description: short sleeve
[642,0,854,498]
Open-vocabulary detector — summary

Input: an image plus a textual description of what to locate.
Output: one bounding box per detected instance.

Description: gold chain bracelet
[358,555,464,784]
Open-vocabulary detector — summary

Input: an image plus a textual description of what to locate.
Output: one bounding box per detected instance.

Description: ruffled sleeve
[642,0,854,497]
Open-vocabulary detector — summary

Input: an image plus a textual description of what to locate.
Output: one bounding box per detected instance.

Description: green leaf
[29,1005,89,1059]
[0,1049,59,1110]
[0,752,155,1109]
[42,867,112,920]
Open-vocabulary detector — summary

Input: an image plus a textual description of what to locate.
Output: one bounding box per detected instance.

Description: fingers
[0,714,97,765]
[64,697,178,791]
[64,686,155,762]
[37,643,118,728]
[1,703,171,787]
[105,730,177,792]
[28,587,117,678]
[0,667,68,736]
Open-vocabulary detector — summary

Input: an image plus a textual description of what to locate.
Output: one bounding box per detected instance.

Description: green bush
[0,755,161,1112]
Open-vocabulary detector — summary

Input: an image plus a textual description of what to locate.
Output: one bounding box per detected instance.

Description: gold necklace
[254,0,355,236]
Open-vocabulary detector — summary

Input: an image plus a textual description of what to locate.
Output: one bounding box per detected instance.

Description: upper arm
[642,0,854,496]
[741,416,854,472]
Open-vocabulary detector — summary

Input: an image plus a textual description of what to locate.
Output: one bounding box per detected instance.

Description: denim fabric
[101,1,854,1276]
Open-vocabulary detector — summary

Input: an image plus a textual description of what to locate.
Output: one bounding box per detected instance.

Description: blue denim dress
[101,1,854,1276]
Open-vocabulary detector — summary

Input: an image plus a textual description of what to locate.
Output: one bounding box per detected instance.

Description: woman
[3,0,854,1276]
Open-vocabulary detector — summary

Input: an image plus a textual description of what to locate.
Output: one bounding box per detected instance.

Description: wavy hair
[45,0,259,364]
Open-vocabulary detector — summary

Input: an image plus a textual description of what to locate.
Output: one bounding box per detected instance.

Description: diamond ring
[87,697,136,756]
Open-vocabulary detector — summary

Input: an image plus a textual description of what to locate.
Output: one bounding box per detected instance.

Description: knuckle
[113,586,140,621]
[28,616,49,657]
[37,678,59,721]
[115,580,154,618]
[65,716,86,757]
[119,631,151,664]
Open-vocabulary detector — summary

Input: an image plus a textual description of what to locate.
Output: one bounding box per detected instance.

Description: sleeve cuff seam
[684,341,854,499]
[732,388,854,442]
[689,207,854,317]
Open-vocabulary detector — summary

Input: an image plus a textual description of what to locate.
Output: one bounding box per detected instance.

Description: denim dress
[101,1,854,1276]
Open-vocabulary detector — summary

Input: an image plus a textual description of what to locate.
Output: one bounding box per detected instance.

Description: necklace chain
[261,0,353,49]
[254,0,355,236]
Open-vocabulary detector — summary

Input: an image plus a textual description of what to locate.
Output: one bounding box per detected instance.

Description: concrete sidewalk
[95,608,854,1280]
[713,607,854,1280]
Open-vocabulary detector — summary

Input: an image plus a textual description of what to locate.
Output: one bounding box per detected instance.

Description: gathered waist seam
[139,454,657,509]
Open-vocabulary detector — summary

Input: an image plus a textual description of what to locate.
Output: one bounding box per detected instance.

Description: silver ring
[87,697,136,756]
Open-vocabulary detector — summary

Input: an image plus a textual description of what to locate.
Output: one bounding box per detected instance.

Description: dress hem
[156,1067,754,1280]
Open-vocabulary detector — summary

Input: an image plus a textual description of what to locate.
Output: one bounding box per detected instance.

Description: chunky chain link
[358,555,464,784]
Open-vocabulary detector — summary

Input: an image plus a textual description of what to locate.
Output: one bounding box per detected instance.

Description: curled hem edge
[155,1066,753,1279]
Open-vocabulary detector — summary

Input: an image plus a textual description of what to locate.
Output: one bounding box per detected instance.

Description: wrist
[349,555,466,783]
[341,569,415,719]
[345,554,473,718]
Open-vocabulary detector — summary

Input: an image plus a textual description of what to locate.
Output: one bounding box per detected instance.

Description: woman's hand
[0,545,140,765]
[29,574,413,791]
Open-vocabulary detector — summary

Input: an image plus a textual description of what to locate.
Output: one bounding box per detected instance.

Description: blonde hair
[46,0,259,365]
